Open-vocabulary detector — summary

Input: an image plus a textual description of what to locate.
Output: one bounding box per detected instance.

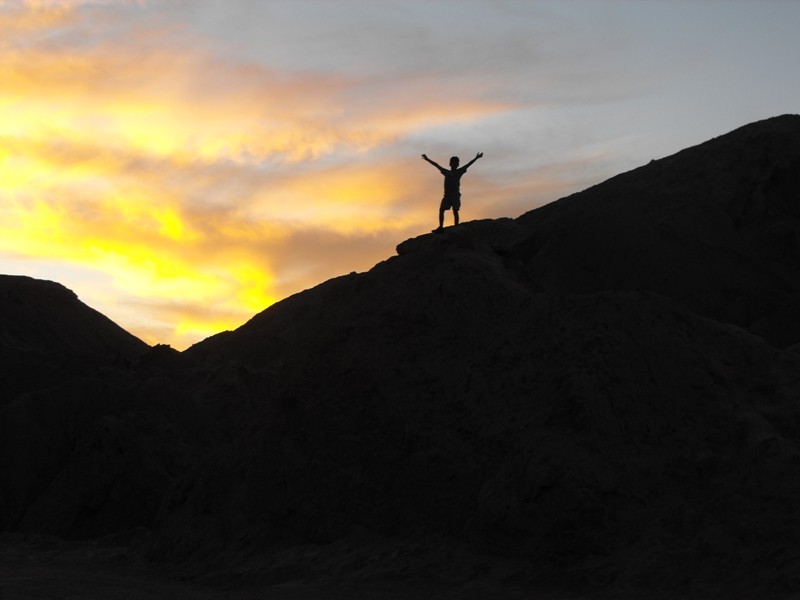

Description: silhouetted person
[422,152,483,233]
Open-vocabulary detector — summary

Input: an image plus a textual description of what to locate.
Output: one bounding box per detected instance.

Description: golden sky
[0,1,492,347]
[2,0,799,349]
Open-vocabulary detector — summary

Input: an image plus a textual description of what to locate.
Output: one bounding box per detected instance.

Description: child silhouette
[422,152,483,232]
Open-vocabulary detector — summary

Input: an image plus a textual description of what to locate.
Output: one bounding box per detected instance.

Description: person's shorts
[440,195,461,211]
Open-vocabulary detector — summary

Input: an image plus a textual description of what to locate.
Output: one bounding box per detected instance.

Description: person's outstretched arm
[421,154,444,171]
[463,152,484,170]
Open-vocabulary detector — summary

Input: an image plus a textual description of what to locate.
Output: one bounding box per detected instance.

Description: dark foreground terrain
[0,533,755,599]
[0,532,600,599]
[3,115,800,598]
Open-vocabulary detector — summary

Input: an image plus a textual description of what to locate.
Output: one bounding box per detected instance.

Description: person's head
[449,156,460,168]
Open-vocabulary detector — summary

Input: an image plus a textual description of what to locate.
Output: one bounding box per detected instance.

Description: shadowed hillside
[513,114,800,348]
[0,277,204,541]
[0,275,149,402]
[3,115,800,598]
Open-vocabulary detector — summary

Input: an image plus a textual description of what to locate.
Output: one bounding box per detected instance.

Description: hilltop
[3,115,800,598]
[0,275,149,402]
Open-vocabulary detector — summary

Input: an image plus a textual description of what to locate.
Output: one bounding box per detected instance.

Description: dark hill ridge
[0,275,149,401]
[513,114,800,347]
[4,115,800,597]
[392,114,800,347]
[0,275,147,358]
[173,116,800,591]
[0,277,197,543]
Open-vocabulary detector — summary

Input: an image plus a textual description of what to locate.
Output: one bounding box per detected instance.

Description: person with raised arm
[421,152,483,233]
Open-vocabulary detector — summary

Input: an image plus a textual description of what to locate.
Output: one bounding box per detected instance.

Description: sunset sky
[2,0,799,349]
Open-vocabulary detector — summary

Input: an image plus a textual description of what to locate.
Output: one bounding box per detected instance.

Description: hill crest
[4,115,800,595]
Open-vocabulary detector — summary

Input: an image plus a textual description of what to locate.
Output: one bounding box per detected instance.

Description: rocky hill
[514,114,800,348]
[3,115,800,597]
[0,275,149,401]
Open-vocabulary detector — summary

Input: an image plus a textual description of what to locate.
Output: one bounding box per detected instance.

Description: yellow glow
[81,240,217,300]
[174,316,240,342]
[155,208,191,241]
[0,155,39,190]
[231,263,277,312]
[249,164,429,235]
[0,1,510,349]
[16,200,66,245]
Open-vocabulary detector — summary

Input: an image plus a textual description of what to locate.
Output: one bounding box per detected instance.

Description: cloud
[0,0,638,349]
[0,4,515,348]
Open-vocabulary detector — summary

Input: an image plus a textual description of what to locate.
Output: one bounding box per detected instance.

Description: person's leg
[434,198,448,232]
[453,208,459,226]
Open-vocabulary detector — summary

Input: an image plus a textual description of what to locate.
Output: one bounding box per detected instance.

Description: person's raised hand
[421,154,428,160]
[476,152,484,159]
